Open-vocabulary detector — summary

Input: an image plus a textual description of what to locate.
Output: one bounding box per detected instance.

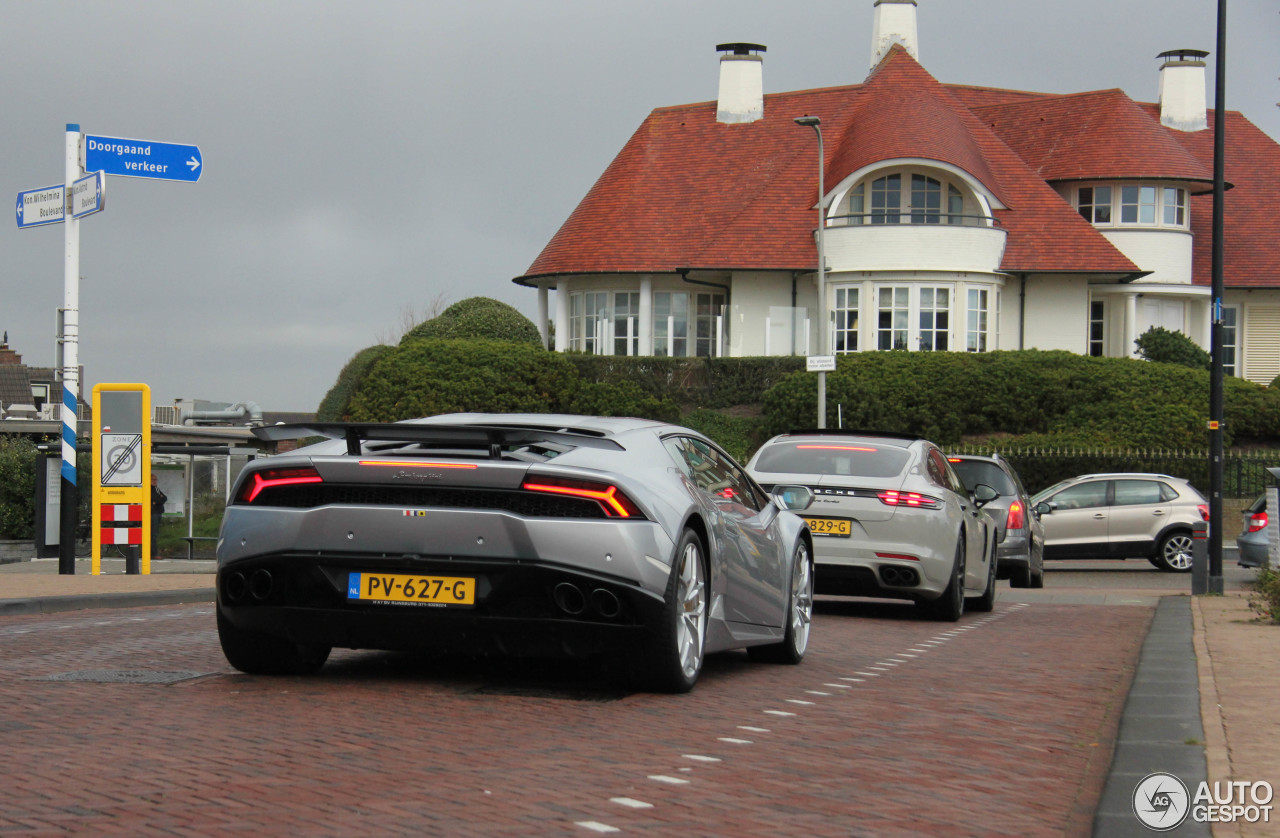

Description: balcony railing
[827,212,1000,228]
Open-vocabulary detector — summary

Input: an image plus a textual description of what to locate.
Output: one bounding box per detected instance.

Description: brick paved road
[0,598,1150,836]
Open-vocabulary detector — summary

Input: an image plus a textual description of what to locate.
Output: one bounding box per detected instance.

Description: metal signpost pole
[1207,0,1227,594]
[58,124,82,575]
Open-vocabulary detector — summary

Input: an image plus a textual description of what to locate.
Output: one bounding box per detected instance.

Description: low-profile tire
[920,539,965,622]
[637,529,708,693]
[748,540,813,665]
[217,604,330,675]
[968,541,997,613]
[1153,531,1195,573]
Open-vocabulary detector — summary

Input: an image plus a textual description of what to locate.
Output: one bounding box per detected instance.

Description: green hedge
[759,350,1280,449]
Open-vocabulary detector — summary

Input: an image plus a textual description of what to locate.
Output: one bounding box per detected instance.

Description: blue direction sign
[70,171,106,219]
[84,134,202,182]
[15,184,65,229]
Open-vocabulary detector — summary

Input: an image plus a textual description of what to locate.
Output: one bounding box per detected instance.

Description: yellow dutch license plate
[802,516,852,537]
[347,572,475,605]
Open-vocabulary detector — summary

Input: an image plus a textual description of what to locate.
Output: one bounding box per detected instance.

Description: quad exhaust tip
[553,582,623,620]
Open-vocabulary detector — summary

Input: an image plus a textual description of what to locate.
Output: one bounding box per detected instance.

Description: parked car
[216,414,817,693]
[746,431,999,621]
[1237,494,1269,568]
[1031,473,1208,572]
[947,454,1045,589]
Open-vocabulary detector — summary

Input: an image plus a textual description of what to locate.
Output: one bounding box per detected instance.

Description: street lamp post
[795,116,828,429]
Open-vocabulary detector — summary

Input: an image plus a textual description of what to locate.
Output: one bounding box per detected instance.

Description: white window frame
[966,288,990,353]
[1088,299,1107,357]
[918,286,951,351]
[1222,304,1239,377]
[834,287,859,353]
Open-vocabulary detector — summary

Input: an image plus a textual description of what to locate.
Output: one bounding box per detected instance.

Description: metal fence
[947,445,1280,500]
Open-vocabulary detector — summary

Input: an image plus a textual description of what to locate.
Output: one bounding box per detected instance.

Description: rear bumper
[995,534,1031,578]
[217,554,664,658]
[812,557,946,602]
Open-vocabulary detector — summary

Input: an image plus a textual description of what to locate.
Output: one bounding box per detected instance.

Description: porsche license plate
[347,572,475,605]
[802,516,852,537]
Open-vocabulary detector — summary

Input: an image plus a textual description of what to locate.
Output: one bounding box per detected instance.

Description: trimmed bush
[316,344,392,421]
[1135,326,1212,371]
[346,338,578,421]
[401,297,541,345]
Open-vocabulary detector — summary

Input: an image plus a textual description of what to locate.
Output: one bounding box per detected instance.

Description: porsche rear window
[754,442,910,478]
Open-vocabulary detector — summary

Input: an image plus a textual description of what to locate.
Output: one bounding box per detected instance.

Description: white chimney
[716,43,766,124]
[1157,49,1209,132]
[870,0,919,70]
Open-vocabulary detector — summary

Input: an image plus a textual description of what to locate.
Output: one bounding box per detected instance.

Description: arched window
[841,171,975,226]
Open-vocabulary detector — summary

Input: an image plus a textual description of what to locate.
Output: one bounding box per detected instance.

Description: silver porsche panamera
[216,413,816,692]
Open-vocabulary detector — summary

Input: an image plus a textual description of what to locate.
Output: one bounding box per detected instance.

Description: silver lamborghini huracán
[216,414,816,692]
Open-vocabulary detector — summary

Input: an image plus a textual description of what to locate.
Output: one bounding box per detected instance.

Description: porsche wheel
[920,538,965,622]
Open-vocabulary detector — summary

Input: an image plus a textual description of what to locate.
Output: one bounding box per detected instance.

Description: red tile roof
[521,46,1280,287]
[1143,106,1280,288]
[971,90,1213,183]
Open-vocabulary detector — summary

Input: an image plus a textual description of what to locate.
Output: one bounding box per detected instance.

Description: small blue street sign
[70,171,106,219]
[84,134,203,182]
[15,183,65,229]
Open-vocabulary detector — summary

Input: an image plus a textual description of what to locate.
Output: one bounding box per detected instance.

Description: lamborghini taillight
[521,477,643,518]
[237,466,323,503]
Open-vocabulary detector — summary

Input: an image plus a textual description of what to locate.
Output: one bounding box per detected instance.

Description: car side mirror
[772,485,813,512]
[1034,501,1053,516]
[972,484,999,508]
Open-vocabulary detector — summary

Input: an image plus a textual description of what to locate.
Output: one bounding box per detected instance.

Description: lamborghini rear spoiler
[252,421,625,457]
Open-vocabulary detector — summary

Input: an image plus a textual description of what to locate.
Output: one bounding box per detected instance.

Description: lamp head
[794,116,821,127]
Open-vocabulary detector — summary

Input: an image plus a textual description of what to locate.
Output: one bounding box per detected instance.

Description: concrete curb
[0,588,216,617]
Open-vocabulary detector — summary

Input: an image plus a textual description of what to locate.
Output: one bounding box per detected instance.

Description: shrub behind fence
[947,445,1280,499]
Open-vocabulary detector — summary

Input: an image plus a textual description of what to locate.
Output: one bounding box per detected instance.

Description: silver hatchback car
[1032,473,1208,572]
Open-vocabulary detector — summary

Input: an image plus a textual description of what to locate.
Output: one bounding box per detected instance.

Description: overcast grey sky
[3,0,1277,412]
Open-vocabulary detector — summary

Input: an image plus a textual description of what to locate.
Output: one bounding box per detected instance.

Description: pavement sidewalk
[0,556,1276,836]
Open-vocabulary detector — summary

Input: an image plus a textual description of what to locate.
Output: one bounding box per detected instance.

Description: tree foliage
[0,437,37,539]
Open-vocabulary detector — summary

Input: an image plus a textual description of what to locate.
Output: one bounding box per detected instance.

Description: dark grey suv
[948,454,1044,588]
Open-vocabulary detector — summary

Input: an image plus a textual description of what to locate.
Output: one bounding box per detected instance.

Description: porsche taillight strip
[876,490,942,509]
